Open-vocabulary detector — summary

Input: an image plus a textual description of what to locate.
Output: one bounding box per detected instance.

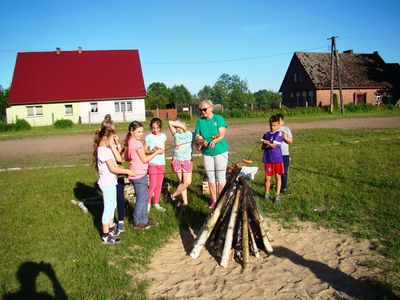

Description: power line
[142,46,327,65]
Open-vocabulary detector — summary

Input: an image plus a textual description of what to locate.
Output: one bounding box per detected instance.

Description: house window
[308,91,315,106]
[27,106,43,117]
[90,102,98,113]
[294,73,297,83]
[114,101,133,112]
[375,92,382,105]
[65,104,73,115]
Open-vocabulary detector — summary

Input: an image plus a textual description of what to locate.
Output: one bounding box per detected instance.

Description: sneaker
[264,194,270,202]
[109,228,122,237]
[154,204,166,212]
[274,196,281,204]
[117,222,125,232]
[134,223,151,230]
[102,234,120,244]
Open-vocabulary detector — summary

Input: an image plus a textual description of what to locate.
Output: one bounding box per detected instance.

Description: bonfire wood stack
[190,167,273,268]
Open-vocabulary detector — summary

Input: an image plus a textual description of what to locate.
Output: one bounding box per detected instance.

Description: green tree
[212,73,250,109]
[170,84,193,105]
[146,82,171,109]
[197,85,213,101]
[0,86,10,118]
[253,89,281,109]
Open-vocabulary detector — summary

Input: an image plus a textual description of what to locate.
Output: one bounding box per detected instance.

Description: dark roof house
[279,50,400,108]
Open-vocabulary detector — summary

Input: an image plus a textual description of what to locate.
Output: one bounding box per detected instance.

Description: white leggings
[203,152,228,183]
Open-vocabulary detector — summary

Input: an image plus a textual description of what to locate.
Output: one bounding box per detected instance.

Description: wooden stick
[248,224,260,258]
[241,193,249,269]
[220,186,242,268]
[190,168,241,258]
[242,180,273,254]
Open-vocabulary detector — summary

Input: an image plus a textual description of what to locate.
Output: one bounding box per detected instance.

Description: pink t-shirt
[97,146,117,187]
[127,139,148,180]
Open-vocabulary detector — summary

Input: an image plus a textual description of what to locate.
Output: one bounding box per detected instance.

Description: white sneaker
[154,204,166,212]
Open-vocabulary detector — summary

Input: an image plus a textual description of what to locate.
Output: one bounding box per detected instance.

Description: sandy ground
[147,220,383,299]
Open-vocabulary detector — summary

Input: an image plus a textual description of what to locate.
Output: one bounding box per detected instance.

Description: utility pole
[327,36,345,114]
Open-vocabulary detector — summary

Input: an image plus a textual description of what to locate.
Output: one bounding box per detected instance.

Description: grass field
[0,126,399,298]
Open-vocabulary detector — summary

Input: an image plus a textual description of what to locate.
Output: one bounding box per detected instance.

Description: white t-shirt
[97,146,117,187]
[280,126,293,156]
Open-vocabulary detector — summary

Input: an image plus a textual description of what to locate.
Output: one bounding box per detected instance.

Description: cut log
[190,168,241,259]
[220,187,242,268]
[248,224,260,258]
[241,195,249,269]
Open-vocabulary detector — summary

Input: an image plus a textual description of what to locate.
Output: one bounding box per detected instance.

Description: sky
[1,0,399,95]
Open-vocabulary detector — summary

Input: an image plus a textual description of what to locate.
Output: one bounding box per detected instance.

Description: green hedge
[0,119,31,132]
[54,119,74,129]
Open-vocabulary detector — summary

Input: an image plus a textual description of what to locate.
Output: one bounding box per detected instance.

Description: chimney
[56,47,61,54]
[373,51,379,55]
[343,49,353,54]
[78,46,83,54]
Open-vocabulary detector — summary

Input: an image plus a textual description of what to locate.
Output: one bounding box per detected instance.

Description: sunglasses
[201,106,210,112]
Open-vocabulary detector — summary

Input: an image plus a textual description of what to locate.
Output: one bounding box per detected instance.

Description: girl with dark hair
[93,124,135,244]
[144,118,167,212]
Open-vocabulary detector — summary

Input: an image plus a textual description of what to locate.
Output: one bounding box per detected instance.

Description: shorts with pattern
[172,159,193,173]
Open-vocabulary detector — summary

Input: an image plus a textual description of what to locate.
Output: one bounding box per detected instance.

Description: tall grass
[0,127,399,298]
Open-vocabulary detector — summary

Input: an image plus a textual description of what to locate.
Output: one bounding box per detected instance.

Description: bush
[54,119,73,129]
[0,120,10,132]
[177,112,191,121]
[14,119,31,131]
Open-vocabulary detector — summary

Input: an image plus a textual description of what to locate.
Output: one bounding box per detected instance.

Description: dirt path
[1,116,399,160]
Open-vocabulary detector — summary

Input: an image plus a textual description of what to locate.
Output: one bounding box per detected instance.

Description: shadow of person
[273,246,396,299]
[73,181,103,235]
[3,261,68,300]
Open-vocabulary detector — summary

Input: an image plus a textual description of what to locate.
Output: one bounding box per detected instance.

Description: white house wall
[6,102,80,126]
[79,99,146,124]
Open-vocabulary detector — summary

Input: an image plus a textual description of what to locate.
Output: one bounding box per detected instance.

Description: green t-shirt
[195,114,228,156]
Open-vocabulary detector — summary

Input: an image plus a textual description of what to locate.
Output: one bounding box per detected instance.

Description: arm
[169,120,187,135]
[282,131,294,144]
[208,127,226,149]
[105,159,135,177]
[136,147,164,164]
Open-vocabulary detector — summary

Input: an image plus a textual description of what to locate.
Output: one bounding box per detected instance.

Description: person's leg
[172,171,183,200]
[153,165,165,205]
[203,155,217,204]
[148,165,157,205]
[116,177,125,222]
[179,172,192,205]
[265,175,271,195]
[131,176,149,225]
[281,155,290,192]
[214,152,228,197]
[276,174,282,197]
[100,185,116,234]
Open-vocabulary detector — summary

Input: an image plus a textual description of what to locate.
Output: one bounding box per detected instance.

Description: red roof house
[7,48,147,126]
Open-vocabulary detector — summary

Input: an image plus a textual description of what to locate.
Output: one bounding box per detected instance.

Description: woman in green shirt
[194,100,229,209]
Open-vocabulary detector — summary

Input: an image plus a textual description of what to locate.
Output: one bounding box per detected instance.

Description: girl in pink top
[122,121,163,229]
[93,124,135,244]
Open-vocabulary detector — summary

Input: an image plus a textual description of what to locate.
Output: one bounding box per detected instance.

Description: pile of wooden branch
[190,167,273,269]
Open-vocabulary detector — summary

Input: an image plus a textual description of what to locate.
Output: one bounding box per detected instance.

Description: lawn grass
[0,127,399,298]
